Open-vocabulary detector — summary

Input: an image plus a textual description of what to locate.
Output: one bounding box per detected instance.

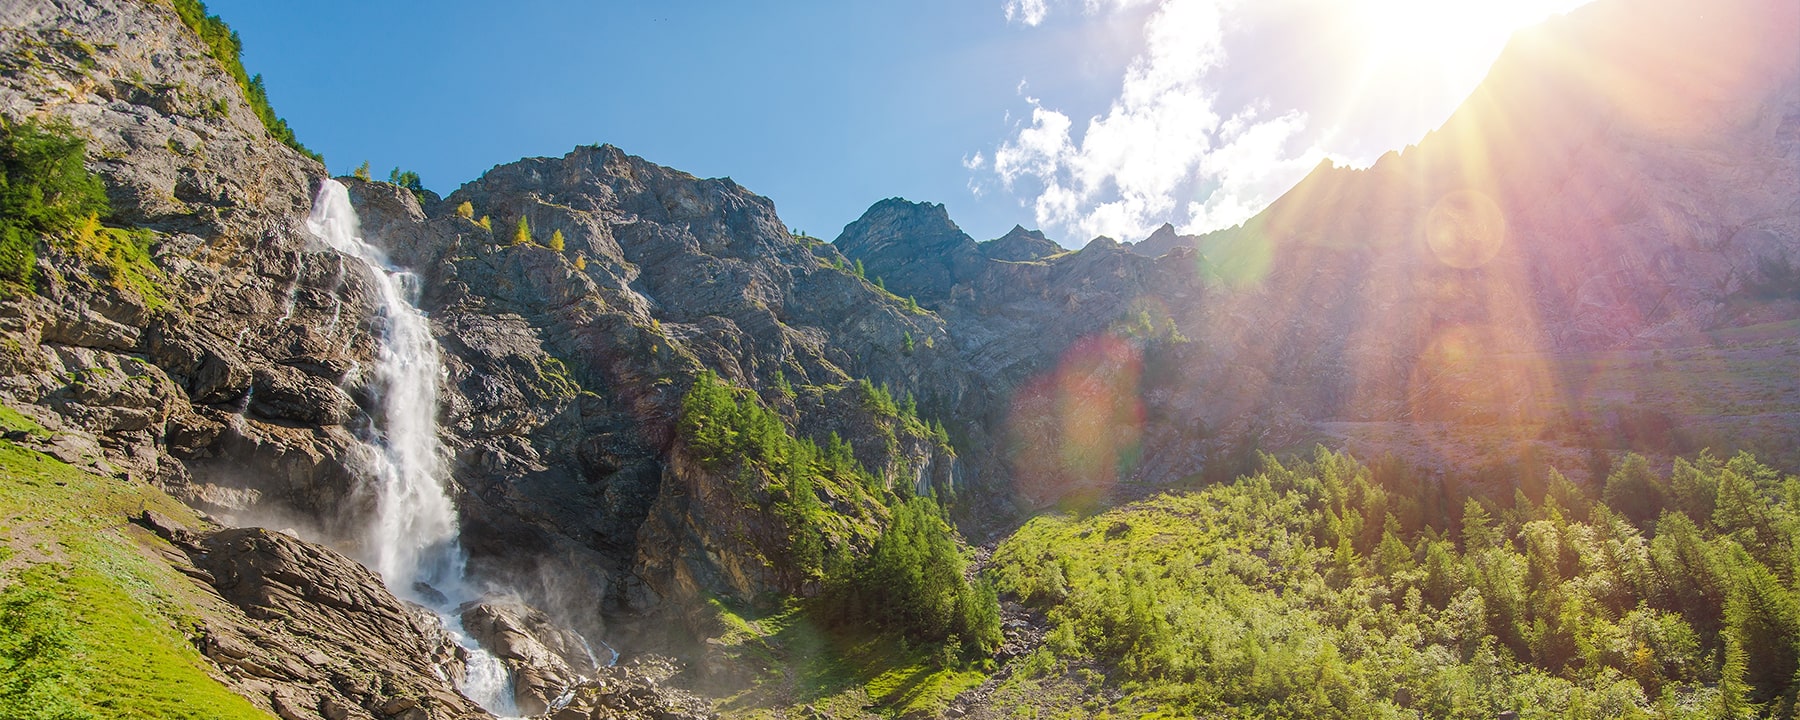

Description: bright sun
[1355,0,1594,88]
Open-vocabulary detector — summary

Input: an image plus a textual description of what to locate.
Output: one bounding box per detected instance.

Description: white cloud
[983,0,1329,242]
[962,151,988,170]
[1004,0,1048,25]
[1008,0,1161,26]
[1184,107,1331,233]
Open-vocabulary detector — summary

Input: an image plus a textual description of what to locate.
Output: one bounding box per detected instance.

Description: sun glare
[1356,0,1593,87]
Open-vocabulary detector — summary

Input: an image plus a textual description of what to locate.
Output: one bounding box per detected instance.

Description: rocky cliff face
[163,519,489,720]
[342,145,974,646]
[1124,0,1800,473]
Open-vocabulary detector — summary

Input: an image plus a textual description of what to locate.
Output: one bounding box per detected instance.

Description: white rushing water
[303,179,519,717]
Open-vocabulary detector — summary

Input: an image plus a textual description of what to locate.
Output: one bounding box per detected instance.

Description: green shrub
[0,118,111,288]
[454,200,474,219]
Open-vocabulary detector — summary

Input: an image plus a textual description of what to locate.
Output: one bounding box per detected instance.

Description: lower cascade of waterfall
[447,616,520,716]
[303,179,581,716]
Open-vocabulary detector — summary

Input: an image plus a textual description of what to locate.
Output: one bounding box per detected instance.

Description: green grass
[0,406,50,441]
[708,597,986,719]
[0,442,273,719]
[69,220,168,311]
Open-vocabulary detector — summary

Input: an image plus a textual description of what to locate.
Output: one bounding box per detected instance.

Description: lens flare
[1423,189,1507,269]
[1007,334,1146,508]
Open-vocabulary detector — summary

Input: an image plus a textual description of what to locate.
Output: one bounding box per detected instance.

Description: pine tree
[387,167,424,195]
[1724,558,1800,703]
[477,215,492,231]
[1603,453,1667,527]
[573,254,587,271]
[548,229,566,252]
[352,161,370,181]
[455,201,474,219]
[511,216,531,246]
[1460,498,1498,551]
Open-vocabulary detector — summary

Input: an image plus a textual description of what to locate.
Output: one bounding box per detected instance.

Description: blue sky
[211,0,1588,246]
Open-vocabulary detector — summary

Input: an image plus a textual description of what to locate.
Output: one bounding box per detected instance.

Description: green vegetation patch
[168,0,319,161]
[0,117,109,289]
[707,596,985,719]
[681,373,999,715]
[679,371,889,578]
[989,447,1800,718]
[0,118,169,308]
[68,219,168,311]
[0,442,272,719]
[817,498,1001,664]
[0,406,50,441]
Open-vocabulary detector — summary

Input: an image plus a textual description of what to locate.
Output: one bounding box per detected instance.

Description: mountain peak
[982,224,1062,262]
[835,198,973,255]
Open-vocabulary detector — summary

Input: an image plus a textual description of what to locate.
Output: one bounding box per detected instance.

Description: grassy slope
[0,409,271,719]
[705,597,984,719]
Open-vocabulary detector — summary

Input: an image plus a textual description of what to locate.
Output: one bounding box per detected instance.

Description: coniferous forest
[988,449,1800,718]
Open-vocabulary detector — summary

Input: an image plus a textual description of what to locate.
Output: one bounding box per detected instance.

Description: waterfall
[303,179,519,716]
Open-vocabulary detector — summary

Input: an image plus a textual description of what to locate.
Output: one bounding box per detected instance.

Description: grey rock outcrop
[132,515,489,720]
[981,225,1063,263]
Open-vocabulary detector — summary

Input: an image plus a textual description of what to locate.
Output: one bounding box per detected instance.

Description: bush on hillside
[0,118,110,287]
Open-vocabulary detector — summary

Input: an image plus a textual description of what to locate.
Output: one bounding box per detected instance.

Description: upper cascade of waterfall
[305,179,383,265]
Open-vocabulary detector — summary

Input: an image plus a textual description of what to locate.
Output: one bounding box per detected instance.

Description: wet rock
[192,527,487,719]
[550,656,715,720]
[459,598,599,715]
